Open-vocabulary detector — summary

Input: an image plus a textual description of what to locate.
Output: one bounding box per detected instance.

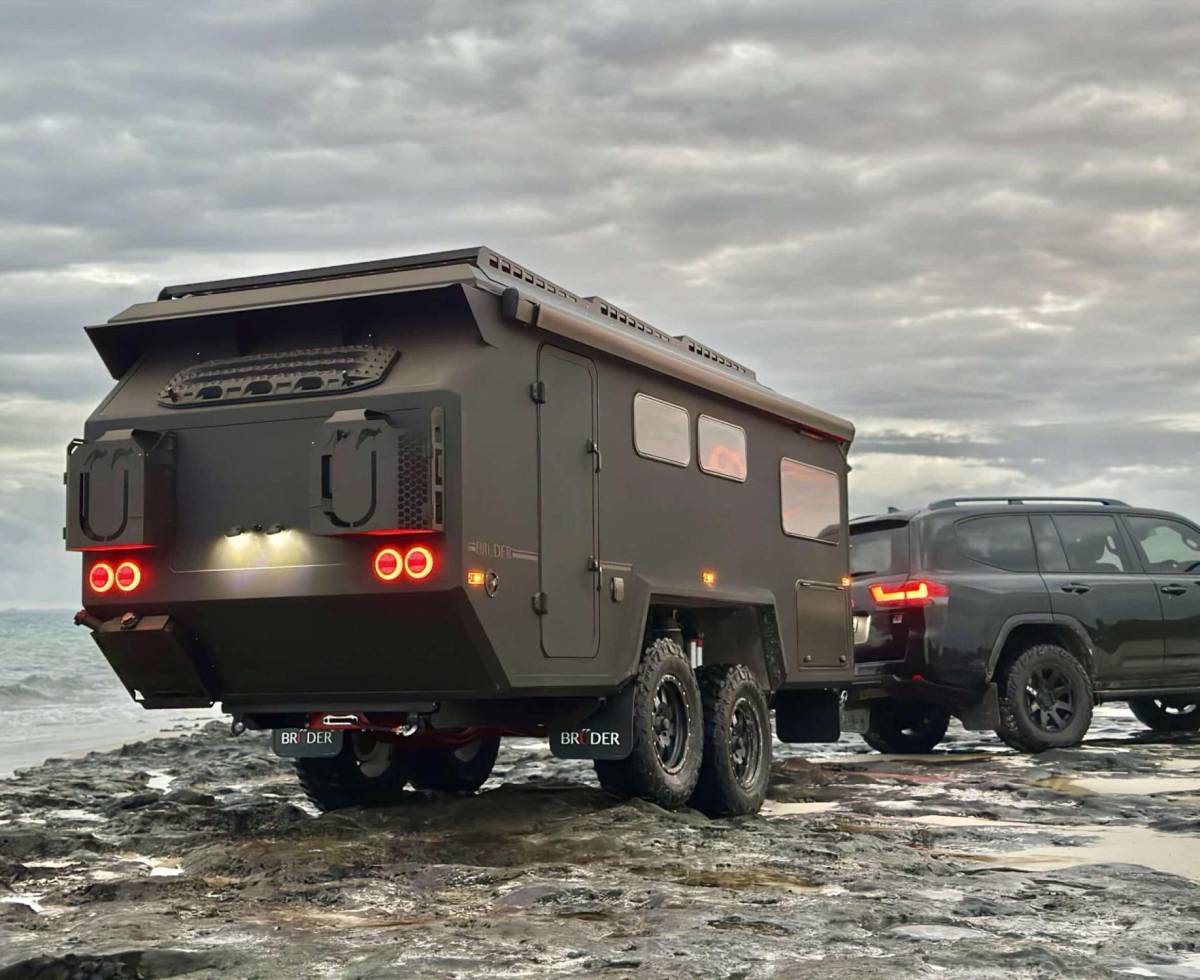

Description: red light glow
[869,579,948,607]
[115,561,142,592]
[373,547,403,582]
[88,562,115,594]
[405,546,434,580]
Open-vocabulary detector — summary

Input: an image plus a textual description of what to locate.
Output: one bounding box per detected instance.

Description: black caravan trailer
[66,247,856,816]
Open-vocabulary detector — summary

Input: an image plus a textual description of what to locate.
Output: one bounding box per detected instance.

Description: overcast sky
[3,0,1199,606]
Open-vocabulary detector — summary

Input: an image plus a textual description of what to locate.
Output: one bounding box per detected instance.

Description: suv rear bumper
[846,666,1000,731]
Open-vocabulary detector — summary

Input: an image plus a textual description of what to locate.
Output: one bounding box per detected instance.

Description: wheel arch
[986,614,1096,683]
[638,589,785,693]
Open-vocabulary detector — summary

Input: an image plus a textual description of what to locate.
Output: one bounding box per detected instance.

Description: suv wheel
[862,699,950,754]
[1127,697,1200,733]
[593,638,704,808]
[294,733,412,812]
[689,665,772,817]
[995,644,1093,752]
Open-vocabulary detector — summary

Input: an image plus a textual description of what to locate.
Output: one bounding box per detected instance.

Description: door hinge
[531,592,549,615]
[530,381,546,404]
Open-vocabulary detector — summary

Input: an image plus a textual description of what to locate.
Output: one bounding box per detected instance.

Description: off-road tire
[410,734,501,792]
[593,638,703,808]
[995,643,1093,752]
[294,732,412,812]
[862,699,950,754]
[1127,697,1200,733]
[689,665,772,817]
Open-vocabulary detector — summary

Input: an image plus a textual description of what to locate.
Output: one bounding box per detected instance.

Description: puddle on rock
[1035,774,1200,796]
[760,800,841,817]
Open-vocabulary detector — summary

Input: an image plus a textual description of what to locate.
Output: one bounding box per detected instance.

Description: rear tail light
[372,545,436,583]
[404,546,434,580]
[373,547,404,582]
[88,562,115,593]
[869,579,948,607]
[115,560,142,592]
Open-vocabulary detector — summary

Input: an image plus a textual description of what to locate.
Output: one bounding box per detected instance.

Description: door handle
[1161,584,1188,596]
[1061,583,1091,595]
[586,439,602,473]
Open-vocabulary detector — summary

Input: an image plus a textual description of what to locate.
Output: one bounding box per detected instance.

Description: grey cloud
[1,0,1199,603]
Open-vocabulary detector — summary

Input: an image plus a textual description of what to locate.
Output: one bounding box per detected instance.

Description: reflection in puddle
[761,800,841,817]
[905,814,1200,883]
[1035,775,1200,796]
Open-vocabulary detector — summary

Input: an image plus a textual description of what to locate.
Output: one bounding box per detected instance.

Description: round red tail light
[404,546,434,580]
[88,562,115,594]
[115,560,142,592]
[373,547,403,582]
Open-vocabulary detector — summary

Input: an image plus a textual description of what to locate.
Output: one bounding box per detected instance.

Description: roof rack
[928,496,1129,509]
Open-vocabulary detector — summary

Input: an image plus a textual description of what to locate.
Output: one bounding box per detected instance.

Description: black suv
[843,497,1200,753]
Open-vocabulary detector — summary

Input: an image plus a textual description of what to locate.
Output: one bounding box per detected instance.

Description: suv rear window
[956,515,1037,572]
[850,522,909,577]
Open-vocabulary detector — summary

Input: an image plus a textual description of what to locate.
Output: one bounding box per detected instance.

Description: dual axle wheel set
[297,638,773,818]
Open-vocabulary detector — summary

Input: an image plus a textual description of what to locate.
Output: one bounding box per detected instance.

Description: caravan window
[633,394,691,466]
[697,416,747,481]
[780,458,840,543]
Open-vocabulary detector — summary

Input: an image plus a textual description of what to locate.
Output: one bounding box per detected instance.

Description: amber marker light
[405,546,435,580]
[701,570,717,587]
[841,575,852,587]
[466,569,486,587]
[373,547,404,582]
[88,562,115,594]
[115,560,143,593]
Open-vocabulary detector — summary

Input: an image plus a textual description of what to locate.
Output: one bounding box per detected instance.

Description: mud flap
[548,685,635,760]
[774,689,842,743]
[954,683,1000,731]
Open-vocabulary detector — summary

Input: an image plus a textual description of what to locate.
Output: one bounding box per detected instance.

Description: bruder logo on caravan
[549,685,636,761]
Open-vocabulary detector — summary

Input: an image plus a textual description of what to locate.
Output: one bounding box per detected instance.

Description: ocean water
[0,609,217,777]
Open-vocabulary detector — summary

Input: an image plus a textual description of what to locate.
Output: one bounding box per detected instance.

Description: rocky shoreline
[2,707,1199,979]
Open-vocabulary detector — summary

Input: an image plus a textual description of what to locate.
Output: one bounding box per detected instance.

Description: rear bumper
[847,667,999,731]
[79,591,508,708]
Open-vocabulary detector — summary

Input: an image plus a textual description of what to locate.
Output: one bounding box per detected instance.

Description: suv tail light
[869,579,948,607]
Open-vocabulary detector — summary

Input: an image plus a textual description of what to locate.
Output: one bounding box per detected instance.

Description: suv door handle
[1161,584,1188,596]
[1061,583,1091,594]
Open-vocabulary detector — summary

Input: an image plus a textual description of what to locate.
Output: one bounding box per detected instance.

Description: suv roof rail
[928,495,1129,509]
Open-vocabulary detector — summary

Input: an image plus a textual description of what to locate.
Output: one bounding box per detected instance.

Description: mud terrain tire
[410,734,501,792]
[593,638,703,808]
[294,732,412,812]
[862,699,950,754]
[1127,696,1200,733]
[689,665,772,817]
[995,643,1093,752]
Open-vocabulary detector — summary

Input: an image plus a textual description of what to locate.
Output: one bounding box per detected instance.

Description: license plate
[853,614,870,645]
[271,728,344,758]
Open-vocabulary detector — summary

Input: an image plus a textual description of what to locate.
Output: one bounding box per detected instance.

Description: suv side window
[1030,514,1069,572]
[1051,514,1131,574]
[955,515,1037,572]
[1125,515,1200,572]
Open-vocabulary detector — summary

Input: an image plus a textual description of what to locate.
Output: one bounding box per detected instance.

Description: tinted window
[697,416,747,481]
[1126,516,1200,572]
[956,515,1037,572]
[1030,514,1069,573]
[780,458,840,543]
[1051,514,1130,573]
[633,394,690,466]
[850,522,909,577]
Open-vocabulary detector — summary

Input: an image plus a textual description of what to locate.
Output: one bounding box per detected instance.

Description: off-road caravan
[67,247,856,816]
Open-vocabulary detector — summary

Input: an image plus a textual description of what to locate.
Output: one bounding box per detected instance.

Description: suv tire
[689,665,772,817]
[295,732,412,812]
[1127,697,1200,733]
[411,734,501,793]
[995,644,1093,752]
[594,638,703,808]
[862,699,950,754]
